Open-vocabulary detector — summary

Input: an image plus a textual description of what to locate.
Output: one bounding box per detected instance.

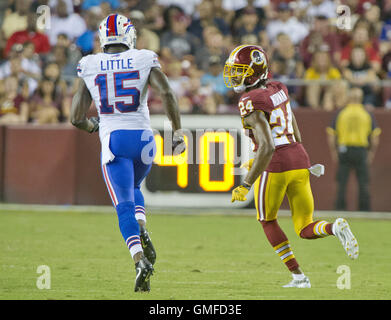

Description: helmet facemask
[223,62,254,92]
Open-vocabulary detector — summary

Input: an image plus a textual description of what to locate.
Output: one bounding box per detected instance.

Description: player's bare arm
[148,66,185,154]
[242,111,275,186]
[292,112,302,143]
[148,67,182,132]
[231,110,274,202]
[70,79,98,133]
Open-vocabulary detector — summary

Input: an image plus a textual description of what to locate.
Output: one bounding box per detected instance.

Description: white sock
[292,273,306,281]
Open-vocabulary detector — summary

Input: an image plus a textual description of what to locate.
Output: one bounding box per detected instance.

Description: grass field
[1,206,390,300]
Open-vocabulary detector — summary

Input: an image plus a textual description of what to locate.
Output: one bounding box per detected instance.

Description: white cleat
[332,218,359,259]
[282,276,311,288]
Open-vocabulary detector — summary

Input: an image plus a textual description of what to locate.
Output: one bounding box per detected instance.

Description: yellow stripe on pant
[254,169,315,236]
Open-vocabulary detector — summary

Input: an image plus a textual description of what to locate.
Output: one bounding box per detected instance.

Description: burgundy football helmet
[223,45,269,93]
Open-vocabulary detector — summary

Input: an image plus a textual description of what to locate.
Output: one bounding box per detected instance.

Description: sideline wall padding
[1,110,390,211]
[3,125,76,205]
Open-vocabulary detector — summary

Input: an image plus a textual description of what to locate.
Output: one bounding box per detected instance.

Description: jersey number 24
[95,71,140,114]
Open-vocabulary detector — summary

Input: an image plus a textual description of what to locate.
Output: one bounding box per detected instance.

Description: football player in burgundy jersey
[225,45,359,288]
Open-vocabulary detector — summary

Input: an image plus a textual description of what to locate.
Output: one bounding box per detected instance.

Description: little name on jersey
[270,89,288,107]
[101,58,133,71]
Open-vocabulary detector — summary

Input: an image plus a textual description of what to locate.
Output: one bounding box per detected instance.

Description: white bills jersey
[77,48,160,164]
[77,48,160,133]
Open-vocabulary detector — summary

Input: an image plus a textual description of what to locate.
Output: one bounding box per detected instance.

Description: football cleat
[283,276,311,288]
[332,218,359,259]
[134,256,154,292]
[140,280,150,292]
[140,227,156,265]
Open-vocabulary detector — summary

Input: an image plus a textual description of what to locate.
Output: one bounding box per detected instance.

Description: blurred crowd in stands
[1,0,391,124]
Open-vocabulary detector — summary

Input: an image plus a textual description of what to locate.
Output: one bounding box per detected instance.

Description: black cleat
[140,280,150,292]
[140,227,156,265]
[134,256,153,292]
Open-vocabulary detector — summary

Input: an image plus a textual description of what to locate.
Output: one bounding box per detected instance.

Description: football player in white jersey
[70,14,185,292]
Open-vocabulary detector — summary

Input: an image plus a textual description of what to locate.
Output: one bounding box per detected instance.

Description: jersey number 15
[95,71,140,114]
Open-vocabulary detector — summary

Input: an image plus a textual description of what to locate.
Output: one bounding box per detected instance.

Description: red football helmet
[223,45,269,93]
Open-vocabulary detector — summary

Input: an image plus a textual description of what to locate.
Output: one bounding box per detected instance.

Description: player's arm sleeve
[143,49,161,70]
[238,93,272,119]
[76,56,87,78]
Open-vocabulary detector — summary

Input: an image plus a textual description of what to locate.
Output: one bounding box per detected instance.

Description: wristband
[242,181,252,190]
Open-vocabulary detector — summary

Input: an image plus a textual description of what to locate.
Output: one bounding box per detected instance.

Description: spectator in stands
[183,64,216,114]
[129,10,160,53]
[299,15,341,69]
[233,6,264,42]
[157,0,202,16]
[143,3,165,34]
[76,6,103,55]
[160,12,199,60]
[55,34,82,79]
[343,46,380,107]
[304,50,342,109]
[0,45,40,96]
[200,55,230,107]
[42,61,68,103]
[49,42,78,80]
[20,41,42,95]
[323,79,350,111]
[1,0,31,40]
[378,6,391,57]
[353,17,380,51]
[226,0,270,23]
[4,11,51,57]
[0,0,10,28]
[271,32,304,108]
[363,3,382,37]
[47,0,87,46]
[166,58,189,99]
[340,25,381,73]
[0,76,29,124]
[188,0,230,41]
[211,0,235,28]
[266,2,309,45]
[272,32,304,79]
[81,0,120,11]
[30,78,61,124]
[195,26,229,71]
[304,0,337,20]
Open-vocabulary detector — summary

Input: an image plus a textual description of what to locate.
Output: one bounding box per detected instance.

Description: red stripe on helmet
[106,14,117,36]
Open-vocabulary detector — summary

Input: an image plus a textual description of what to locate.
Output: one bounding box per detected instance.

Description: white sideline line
[0,203,391,219]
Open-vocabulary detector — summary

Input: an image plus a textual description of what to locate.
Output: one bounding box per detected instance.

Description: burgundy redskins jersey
[239,81,310,173]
